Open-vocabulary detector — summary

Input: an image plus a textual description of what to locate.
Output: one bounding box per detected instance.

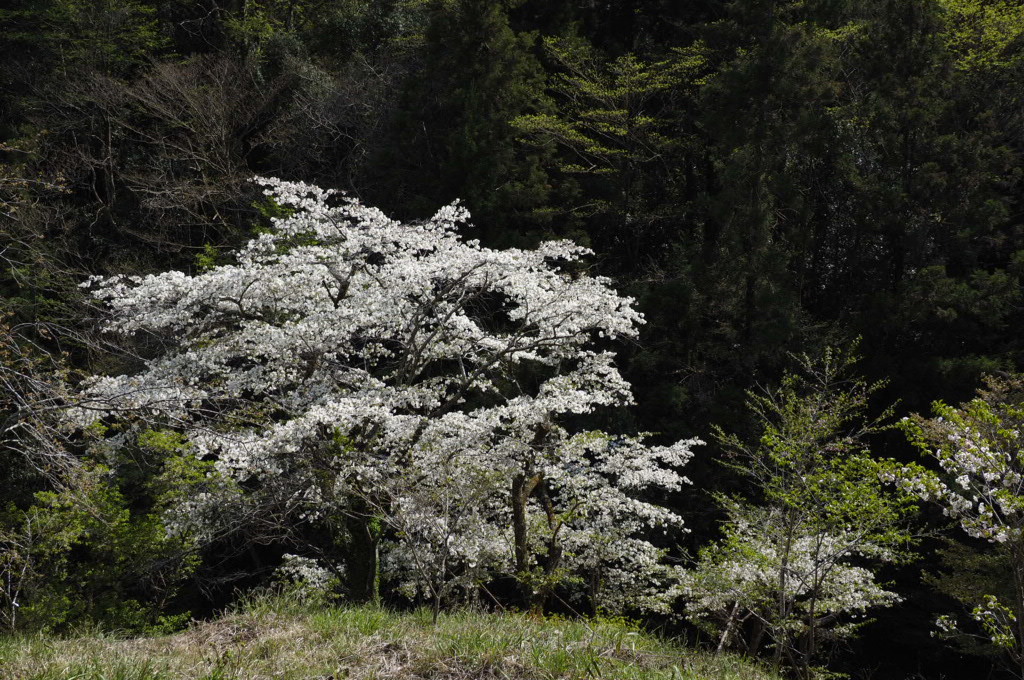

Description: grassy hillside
[0,595,778,680]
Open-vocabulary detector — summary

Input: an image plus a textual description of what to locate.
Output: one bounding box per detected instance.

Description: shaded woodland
[3,1,1024,678]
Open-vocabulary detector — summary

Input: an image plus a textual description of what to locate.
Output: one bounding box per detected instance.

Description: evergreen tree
[367,0,553,246]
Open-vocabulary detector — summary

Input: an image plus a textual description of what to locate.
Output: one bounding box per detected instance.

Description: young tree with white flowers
[72,177,699,611]
[901,375,1024,678]
[684,348,918,680]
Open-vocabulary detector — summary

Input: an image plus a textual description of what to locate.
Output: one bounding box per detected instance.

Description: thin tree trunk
[717,602,742,654]
[1012,541,1024,679]
[773,518,796,669]
[345,510,380,603]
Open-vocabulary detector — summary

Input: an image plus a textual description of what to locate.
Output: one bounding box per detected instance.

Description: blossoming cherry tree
[76,177,699,612]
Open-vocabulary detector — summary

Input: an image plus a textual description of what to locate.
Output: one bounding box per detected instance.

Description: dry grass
[0,595,779,680]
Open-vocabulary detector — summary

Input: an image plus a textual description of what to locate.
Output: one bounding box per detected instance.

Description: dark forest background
[2,1,1023,678]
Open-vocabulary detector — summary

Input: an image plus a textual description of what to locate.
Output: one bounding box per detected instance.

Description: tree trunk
[532,479,563,613]
[345,511,380,603]
[1012,541,1024,679]
[511,471,542,607]
[717,601,742,654]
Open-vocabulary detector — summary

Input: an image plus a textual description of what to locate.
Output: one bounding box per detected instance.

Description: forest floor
[0,594,778,680]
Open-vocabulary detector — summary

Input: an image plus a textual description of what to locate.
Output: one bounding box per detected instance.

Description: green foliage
[716,346,917,542]
[688,346,919,678]
[0,424,214,634]
[514,37,705,179]
[0,463,196,633]
[137,429,188,453]
[938,0,1024,71]
[42,0,168,75]
[366,0,555,245]
[193,244,221,273]
[220,0,430,67]
[513,35,707,265]
[223,0,297,64]
[252,195,294,222]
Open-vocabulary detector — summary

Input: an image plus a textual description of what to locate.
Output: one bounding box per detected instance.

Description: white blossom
[75,177,698,612]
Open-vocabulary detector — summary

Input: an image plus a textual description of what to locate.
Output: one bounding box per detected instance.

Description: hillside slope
[0,597,778,680]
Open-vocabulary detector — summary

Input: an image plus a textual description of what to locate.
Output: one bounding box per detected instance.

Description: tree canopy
[74,177,698,614]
